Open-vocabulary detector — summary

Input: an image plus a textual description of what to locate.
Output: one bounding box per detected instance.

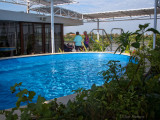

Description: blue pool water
[0,53,130,110]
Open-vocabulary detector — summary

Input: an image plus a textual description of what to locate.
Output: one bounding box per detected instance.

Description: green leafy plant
[1,82,57,120]
[115,31,132,54]
[148,34,160,49]
[90,39,109,52]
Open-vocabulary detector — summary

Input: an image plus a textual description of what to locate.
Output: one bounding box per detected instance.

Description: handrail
[90,29,112,51]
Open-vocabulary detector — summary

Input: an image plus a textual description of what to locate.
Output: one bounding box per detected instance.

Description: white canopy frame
[84,6,160,48]
[30,6,83,20]
[0,0,77,8]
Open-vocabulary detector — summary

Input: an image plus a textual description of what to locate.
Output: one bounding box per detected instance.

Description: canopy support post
[153,0,158,49]
[97,19,100,41]
[51,0,55,53]
[27,0,30,13]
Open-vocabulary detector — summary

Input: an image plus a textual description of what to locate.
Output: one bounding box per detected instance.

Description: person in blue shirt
[74,32,83,52]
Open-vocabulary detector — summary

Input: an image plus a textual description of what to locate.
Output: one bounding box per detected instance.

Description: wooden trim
[19,22,64,54]
[19,21,62,25]
[61,24,64,50]
[42,24,45,53]
[19,22,24,54]
[32,23,35,53]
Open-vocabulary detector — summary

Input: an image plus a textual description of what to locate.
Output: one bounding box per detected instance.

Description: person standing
[83,31,89,50]
[74,32,83,52]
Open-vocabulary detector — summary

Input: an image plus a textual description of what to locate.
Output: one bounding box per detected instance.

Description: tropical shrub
[148,34,160,49]
[90,39,110,51]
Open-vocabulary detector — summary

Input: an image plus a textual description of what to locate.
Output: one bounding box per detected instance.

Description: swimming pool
[0,53,130,110]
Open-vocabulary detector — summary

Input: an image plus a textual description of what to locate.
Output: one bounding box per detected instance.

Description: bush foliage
[1,24,160,120]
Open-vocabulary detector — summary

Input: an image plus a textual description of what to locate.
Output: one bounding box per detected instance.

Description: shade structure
[83,8,160,20]
[0,0,76,6]
[83,7,160,49]
[31,6,83,20]
[30,0,76,6]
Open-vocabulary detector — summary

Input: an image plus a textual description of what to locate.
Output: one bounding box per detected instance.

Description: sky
[0,0,159,34]
[61,0,160,34]
[60,0,154,13]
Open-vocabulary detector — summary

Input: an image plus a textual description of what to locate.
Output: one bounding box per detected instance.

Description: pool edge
[0,52,130,61]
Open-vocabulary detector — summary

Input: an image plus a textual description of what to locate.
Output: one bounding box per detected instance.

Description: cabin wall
[0,21,63,57]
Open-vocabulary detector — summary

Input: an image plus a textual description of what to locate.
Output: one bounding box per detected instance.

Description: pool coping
[0,52,130,60]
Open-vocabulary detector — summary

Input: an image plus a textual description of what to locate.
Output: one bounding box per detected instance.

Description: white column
[97,19,100,41]
[158,0,160,7]
[51,0,55,53]
[153,0,158,49]
[27,0,30,13]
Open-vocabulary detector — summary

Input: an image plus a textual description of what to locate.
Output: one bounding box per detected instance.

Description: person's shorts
[75,46,82,51]
[84,43,89,48]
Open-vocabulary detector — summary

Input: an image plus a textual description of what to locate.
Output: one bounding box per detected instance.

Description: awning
[0,0,76,6]
[30,0,76,6]
[31,6,83,19]
[83,8,160,20]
